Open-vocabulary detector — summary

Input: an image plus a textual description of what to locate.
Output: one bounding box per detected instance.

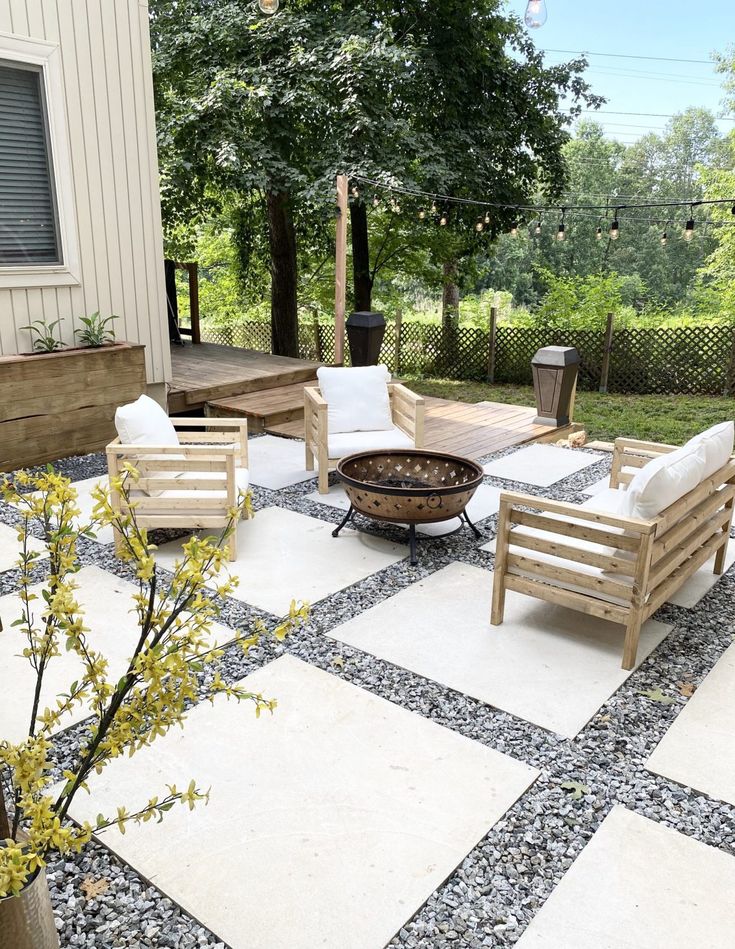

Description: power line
[542,48,715,66]
[571,109,735,121]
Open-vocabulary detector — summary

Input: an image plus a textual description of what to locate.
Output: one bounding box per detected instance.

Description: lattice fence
[201,320,735,396]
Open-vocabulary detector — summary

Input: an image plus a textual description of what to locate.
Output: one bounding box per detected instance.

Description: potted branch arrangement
[0,467,306,949]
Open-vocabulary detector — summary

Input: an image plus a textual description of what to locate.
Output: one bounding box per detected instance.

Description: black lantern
[346,311,386,366]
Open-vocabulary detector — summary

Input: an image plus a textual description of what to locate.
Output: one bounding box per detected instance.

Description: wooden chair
[106,417,249,561]
[491,437,735,669]
[304,380,425,494]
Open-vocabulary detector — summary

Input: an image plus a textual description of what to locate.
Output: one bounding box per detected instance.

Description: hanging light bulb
[439,210,448,226]
[431,200,438,215]
[660,230,668,246]
[534,220,542,236]
[556,222,565,242]
[258,0,279,14]
[684,217,695,241]
[390,197,401,213]
[372,194,381,208]
[475,217,484,233]
[510,221,519,237]
[610,217,620,241]
[484,211,491,225]
[418,207,426,220]
[351,185,360,199]
[595,226,603,241]
[524,0,547,29]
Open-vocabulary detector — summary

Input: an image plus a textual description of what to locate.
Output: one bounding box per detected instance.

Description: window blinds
[0,62,60,265]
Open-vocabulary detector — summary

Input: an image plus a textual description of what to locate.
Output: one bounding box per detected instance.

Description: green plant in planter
[74,312,118,347]
[20,318,64,353]
[0,467,307,910]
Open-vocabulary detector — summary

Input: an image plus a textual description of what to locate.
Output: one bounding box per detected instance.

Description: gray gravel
[1,443,734,949]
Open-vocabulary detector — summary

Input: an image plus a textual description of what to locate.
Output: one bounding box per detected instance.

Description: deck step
[265,419,306,439]
[205,381,312,434]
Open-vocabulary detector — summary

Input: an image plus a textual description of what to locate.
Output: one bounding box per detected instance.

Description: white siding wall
[0,0,170,385]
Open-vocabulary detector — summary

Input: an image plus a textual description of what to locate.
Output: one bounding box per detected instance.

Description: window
[0,33,79,288]
[0,61,61,266]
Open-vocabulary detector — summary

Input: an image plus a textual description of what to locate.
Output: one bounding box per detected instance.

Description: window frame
[0,32,80,288]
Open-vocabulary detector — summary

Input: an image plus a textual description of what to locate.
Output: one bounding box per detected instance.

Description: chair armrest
[498,490,656,534]
[107,442,239,456]
[610,437,679,489]
[389,384,425,447]
[174,418,249,468]
[614,437,679,455]
[388,383,424,406]
[304,386,327,408]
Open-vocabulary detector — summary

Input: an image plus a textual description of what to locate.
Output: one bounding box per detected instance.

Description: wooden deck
[168,343,321,414]
[261,396,572,458]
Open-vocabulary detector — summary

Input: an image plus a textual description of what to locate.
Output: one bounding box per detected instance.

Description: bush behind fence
[203,320,735,396]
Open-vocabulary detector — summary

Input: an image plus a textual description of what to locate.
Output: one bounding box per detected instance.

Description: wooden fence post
[487,306,498,383]
[724,327,735,397]
[394,309,403,375]
[599,311,615,393]
[187,263,201,344]
[311,307,323,362]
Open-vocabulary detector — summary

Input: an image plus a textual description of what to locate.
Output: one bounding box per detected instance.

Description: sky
[511,0,735,142]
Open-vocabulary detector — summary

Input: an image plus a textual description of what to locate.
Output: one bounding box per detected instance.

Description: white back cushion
[115,395,179,447]
[621,442,706,521]
[684,420,734,479]
[317,365,393,434]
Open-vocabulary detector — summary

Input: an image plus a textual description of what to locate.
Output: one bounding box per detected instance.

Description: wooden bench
[491,438,735,669]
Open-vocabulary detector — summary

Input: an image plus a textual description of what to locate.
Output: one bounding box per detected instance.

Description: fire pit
[333,449,484,565]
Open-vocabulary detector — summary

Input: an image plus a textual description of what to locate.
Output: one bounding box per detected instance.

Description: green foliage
[21,318,64,353]
[534,269,623,329]
[0,469,308,897]
[74,312,118,347]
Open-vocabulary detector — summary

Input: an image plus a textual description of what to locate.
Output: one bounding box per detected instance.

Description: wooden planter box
[0,343,146,472]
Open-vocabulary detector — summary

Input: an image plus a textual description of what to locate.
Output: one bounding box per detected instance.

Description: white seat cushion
[317,365,393,434]
[684,421,734,479]
[620,442,706,520]
[328,427,414,458]
[115,395,179,447]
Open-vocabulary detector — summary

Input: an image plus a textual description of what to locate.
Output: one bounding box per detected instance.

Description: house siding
[0,0,170,386]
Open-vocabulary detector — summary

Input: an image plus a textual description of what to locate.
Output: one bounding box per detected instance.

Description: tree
[151,0,423,355]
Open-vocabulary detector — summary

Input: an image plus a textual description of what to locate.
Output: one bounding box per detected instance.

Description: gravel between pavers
[1,443,734,949]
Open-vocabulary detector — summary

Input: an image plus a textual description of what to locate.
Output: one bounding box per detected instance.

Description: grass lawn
[405,377,735,445]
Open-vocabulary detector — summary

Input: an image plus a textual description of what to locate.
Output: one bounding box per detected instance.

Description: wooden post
[187,262,201,344]
[723,328,735,397]
[599,311,615,393]
[394,309,403,375]
[311,307,323,362]
[334,174,349,365]
[487,306,498,383]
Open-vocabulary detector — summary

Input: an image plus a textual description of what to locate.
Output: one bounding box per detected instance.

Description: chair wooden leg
[305,442,314,472]
[621,611,643,671]
[714,534,729,575]
[490,572,506,625]
[227,530,237,562]
[318,450,330,494]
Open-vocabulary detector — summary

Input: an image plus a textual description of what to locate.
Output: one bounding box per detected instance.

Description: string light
[351,185,360,199]
[390,196,401,213]
[258,0,279,13]
[372,195,380,207]
[524,0,547,29]
[510,221,519,237]
[556,209,566,242]
[534,218,542,235]
[660,229,668,246]
[595,225,603,240]
[610,213,620,241]
[484,211,491,225]
[418,207,426,219]
[475,217,485,233]
[684,208,695,241]
[439,210,448,226]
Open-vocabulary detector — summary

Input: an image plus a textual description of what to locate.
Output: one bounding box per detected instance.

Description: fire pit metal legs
[332,504,481,567]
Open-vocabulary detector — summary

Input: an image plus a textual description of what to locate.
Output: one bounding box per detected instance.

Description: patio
[1,434,734,948]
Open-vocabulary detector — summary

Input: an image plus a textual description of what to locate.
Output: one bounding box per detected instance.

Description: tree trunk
[441,259,460,370]
[267,190,299,357]
[350,201,372,312]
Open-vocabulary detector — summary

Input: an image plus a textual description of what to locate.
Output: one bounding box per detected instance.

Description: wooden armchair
[304,381,425,494]
[491,436,735,669]
[106,417,249,561]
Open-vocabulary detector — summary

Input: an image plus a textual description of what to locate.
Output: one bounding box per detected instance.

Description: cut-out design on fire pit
[334,450,485,565]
